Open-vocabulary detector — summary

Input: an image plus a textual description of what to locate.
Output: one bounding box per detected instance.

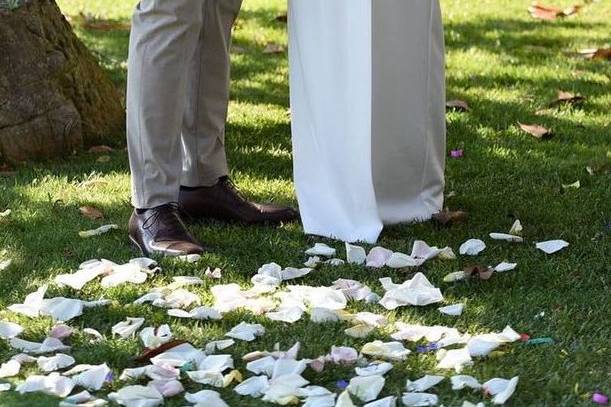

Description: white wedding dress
[289,0,446,243]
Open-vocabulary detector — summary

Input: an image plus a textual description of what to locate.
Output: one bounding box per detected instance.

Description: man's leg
[178,0,299,225]
[180,0,243,188]
[126,0,205,256]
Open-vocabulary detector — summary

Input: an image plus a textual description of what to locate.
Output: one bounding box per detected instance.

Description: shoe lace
[142,203,188,240]
[220,176,249,203]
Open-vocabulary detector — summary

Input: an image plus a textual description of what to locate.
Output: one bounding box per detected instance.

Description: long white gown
[289,0,446,243]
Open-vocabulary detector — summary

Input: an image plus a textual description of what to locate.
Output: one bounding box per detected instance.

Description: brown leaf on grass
[446,99,471,112]
[135,340,188,363]
[88,145,114,154]
[528,2,583,20]
[275,13,288,23]
[263,43,285,54]
[464,265,494,280]
[432,209,469,226]
[79,206,104,220]
[578,47,611,60]
[547,91,585,107]
[518,122,553,139]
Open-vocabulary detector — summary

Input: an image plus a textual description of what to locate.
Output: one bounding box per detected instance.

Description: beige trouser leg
[127,0,242,209]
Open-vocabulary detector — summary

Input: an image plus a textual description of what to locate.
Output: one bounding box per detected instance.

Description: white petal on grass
[0,321,24,338]
[267,306,304,323]
[355,362,394,377]
[483,376,519,405]
[205,339,235,354]
[139,325,173,349]
[347,375,385,402]
[450,375,482,390]
[493,262,518,272]
[37,353,75,372]
[379,273,443,309]
[459,239,486,256]
[0,359,21,378]
[0,259,12,271]
[226,322,265,342]
[10,337,70,354]
[405,375,445,392]
[436,347,473,372]
[536,240,569,254]
[361,341,411,361]
[16,372,75,397]
[8,285,47,317]
[112,317,145,338]
[306,243,336,257]
[108,385,164,407]
[345,242,367,265]
[72,363,111,391]
[79,224,118,238]
[366,247,394,268]
[335,391,356,407]
[438,303,464,316]
[345,324,375,338]
[489,233,524,243]
[385,252,418,268]
[401,392,439,406]
[234,375,270,397]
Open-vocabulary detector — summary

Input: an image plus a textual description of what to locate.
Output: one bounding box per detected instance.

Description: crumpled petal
[54,261,111,290]
[459,239,486,256]
[345,324,375,338]
[16,372,75,397]
[379,273,443,309]
[262,373,310,405]
[450,375,481,390]
[50,323,74,339]
[205,339,235,354]
[355,362,393,377]
[536,240,569,254]
[436,347,473,372]
[347,375,385,402]
[489,233,523,243]
[385,252,418,268]
[443,271,466,282]
[71,363,111,391]
[112,317,145,338]
[361,341,410,361]
[438,303,464,316]
[10,337,71,354]
[310,308,341,323]
[405,375,444,392]
[59,390,108,407]
[329,346,359,364]
[335,391,356,407]
[101,263,148,288]
[185,390,229,407]
[8,285,47,317]
[140,325,172,349]
[0,320,24,338]
[226,322,265,341]
[345,243,367,265]
[493,262,517,272]
[483,376,519,405]
[150,343,206,368]
[234,375,270,397]
[108,385,164,407]
[267,306,304,323]
[0,359,21,377]
[366,247,394,268]
[37,353,75,372]
[401,392,438,406]
[306,243,336,257]
[147,379,183,397]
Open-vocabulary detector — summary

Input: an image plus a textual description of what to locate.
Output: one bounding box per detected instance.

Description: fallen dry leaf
[528,2,583,20]
[464,265,494,281]
[88,145,114,154]
[578,47,611,60]
[547,91,585,107]
[79,206,104,220]
[446,99,471,112]
[275,13,287,23]
[432,209,469,226]
[263,43,285,54]
[518,123,553,139]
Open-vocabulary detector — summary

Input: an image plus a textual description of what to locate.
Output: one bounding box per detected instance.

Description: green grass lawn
[0,0,610,405]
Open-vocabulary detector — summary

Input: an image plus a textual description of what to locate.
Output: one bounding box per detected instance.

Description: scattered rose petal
[489,233,524,243]
[438,303,464,316]
[306,243,337,257]
[366,247,394,268]
[451,375,482,390]
[347,375,385,402]
[401,392,439,407]
[406,375,444,392]
[592,392,609,405]
[459,239,486,256]
[0,320,24,339]
[493,262,518,272]
[483,376,519,405]
[226,322,266,342]
[112,317,145,339]
[536,240,569,254]
[345,242,367,265]
[79,224,118,238]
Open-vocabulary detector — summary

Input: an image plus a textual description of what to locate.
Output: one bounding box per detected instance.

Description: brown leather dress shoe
[128,203,205,257]
[179,176,299,225]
